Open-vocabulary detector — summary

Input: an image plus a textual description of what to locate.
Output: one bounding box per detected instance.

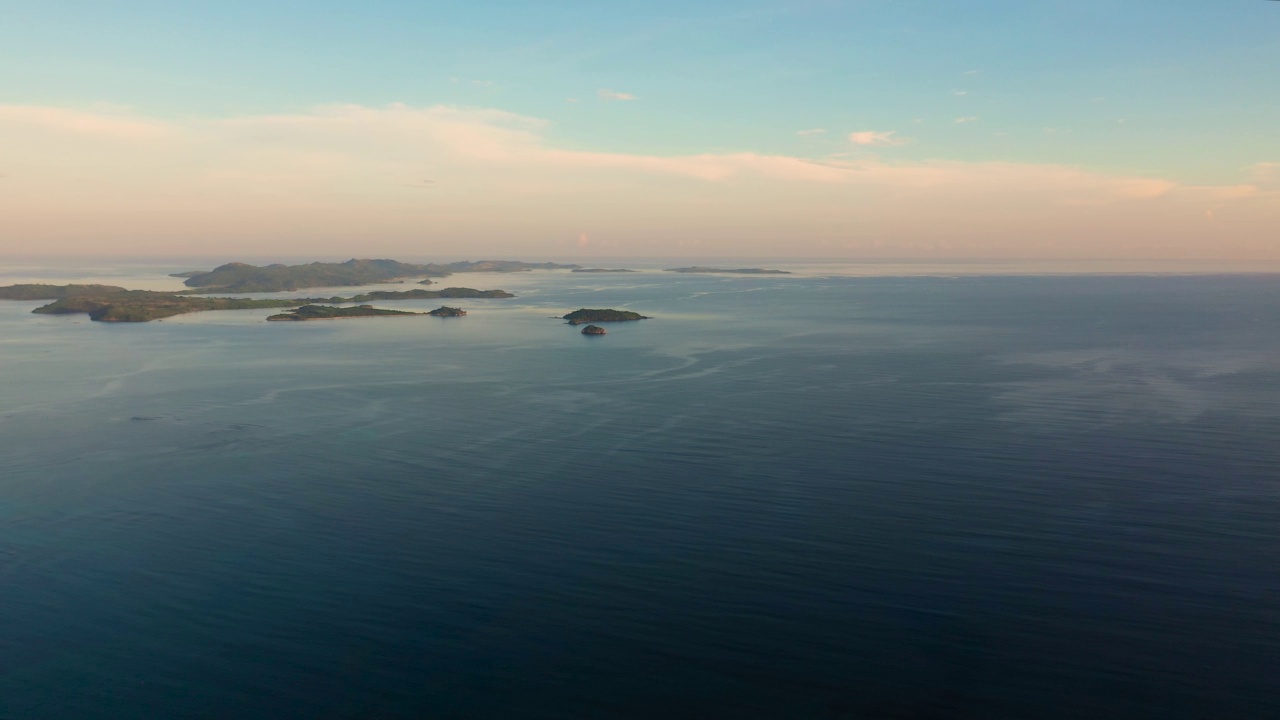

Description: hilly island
[180,258,578,293]
[562,309,649,324]
[266,305,424,321]
[2,271,524,322]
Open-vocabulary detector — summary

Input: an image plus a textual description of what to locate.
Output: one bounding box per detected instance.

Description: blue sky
[1,1,1277,258]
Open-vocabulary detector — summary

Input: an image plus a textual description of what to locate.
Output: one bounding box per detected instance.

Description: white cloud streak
[0,103,1273,260]
[597,90,636,101]
[849,130,907,146]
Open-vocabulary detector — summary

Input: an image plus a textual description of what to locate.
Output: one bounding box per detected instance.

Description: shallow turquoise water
[2,267,1279,718]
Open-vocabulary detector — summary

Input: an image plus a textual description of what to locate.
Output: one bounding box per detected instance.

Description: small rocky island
[266,304,423,321]
[664,266,790,275]
[428,306,466,317]
[562,309,649,324]
[580,325,607,335]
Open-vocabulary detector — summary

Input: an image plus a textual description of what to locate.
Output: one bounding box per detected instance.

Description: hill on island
[183,259,579,293]
[0,284,132,300]
[4,283,517,322]
[31,290,316,322]
[348,288,515,301]
[266,305,423,321]
[562,309,649,324]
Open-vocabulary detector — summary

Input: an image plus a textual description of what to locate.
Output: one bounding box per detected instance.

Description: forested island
[2,283,515,322]
[266,305,423,321]
[348,288,515,301]
[580,325,607,335]
[664,267,790,275]
[0,284,133,300]
[181,258,578,292]
[562,309,649,324]
[428,306,466,317]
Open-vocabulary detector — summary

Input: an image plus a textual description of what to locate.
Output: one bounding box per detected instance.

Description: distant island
[2,283,516,322]
[580,324,607,335]
[571,268,636,273]
[664,267,790,275]
[347,288,515,301]
[32,290,319,322]
[562,309,649,324]
[182,258,579,293]
[167,271,205,278]
[428,306,466,317]
[0,284,132,300]
[267,304,423,321]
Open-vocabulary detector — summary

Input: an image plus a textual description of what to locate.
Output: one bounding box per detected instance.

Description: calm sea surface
[1,265,1278,718]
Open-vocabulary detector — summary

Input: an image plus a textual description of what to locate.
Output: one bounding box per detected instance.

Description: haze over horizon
[2,1,1277,261]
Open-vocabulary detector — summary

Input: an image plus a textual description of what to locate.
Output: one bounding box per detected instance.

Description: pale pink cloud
[0,103,1274,260]
[0,105,173,140]
[849,130,906,147]
[1249,162,1279,184]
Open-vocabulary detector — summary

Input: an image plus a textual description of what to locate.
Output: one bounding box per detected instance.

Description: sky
[1,0,1277,260]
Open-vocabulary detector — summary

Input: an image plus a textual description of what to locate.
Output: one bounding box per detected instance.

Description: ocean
[2,263,1278,718]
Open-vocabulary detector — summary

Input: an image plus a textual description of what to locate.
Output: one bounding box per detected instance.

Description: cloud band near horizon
[0,103,1275,259]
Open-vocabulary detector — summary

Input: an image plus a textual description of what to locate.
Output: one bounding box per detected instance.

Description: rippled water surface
[2,267,1279,718]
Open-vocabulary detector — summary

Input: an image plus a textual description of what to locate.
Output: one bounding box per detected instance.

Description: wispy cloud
[471,80,496,88]
[1,103,1273,260]
[1249,162,1279,184]
[597,89,636,101]
[963,69,980,76]
[849,130,907,146]
[953,90,968,96]
[955,116,980,124]
[797,128,826,136]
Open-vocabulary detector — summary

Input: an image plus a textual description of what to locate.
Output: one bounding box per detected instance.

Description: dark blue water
[2,269,1279,718]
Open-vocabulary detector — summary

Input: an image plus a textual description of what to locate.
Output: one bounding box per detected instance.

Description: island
[0,284,131,300]
[182,258,579,293]
[427,306,466,317]
[167,271,206,278]
[580,325,607,335]
[571,268,636,273]
[31,291,323,322]
[266,304,423,321]
[562,309,649,324]
[3,283,517,322]
[347,288,515,301]
[664,266,790,275]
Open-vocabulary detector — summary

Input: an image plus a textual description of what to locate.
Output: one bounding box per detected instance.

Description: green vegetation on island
[571,268,636,273]
[348,288,514,301]
[580,324,607,335]
[0,284,131,300]
[428,306,466,317]
[4,282,516,322]
[562,308,649,324]
[664,266,790,274]
[182,258,578,292]
[266,304,424,321]
[31,291,316,322]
